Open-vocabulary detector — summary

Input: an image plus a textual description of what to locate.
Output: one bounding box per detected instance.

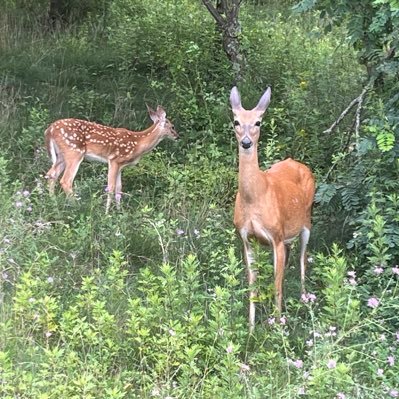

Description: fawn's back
[45,118,149,163]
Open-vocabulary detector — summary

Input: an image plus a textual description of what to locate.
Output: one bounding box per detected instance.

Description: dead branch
[355,85,367,141]
[323,80,374,135]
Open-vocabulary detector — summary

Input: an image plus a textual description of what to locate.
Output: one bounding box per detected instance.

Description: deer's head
[230,86,271,150]
[147,105,179,140]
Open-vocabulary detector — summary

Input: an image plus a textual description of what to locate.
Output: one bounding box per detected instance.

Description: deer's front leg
[241,233,257,333]
[273,241,286,314]
[106,161,120,213]
[115,170,122,209]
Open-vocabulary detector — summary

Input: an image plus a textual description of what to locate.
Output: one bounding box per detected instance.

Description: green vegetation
[0,0,398,397]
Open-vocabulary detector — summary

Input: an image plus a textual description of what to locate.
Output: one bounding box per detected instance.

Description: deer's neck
[138,123,157,136]
[238,146,265,202]
[135,123,163,152]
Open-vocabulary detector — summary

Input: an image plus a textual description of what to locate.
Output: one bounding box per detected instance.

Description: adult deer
[230,86,315,332]
[44,105,178,212]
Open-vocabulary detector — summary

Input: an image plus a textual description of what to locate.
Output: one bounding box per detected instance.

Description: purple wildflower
[298,387,306,395]
[374,266,384,275]
[367,297,380,309]
[388,356,395,366]
[239,363,250,372]
[325,326,337,337]
[301,292,317,303]
[390,389,399,398]
[292,359,303,369]
[327,359,337,369]
[392,266,399,276]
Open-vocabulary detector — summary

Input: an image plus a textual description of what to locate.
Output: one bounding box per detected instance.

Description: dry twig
[323,79,374,135]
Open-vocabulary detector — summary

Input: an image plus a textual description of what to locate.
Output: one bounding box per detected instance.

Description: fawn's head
[147,105,179,140]
[230,86,271,150]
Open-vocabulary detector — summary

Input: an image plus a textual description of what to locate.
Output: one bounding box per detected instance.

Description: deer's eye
[234,120,240,126]
[255,121,261,127]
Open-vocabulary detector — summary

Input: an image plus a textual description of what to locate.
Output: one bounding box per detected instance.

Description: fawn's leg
[59,154,84,196]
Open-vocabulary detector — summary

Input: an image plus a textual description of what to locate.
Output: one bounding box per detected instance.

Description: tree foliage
[294,0,399,81]
[294,0,399,253]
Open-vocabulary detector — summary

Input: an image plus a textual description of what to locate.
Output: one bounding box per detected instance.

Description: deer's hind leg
[299,227,310,295]
[59,153,84,196]
[46,159,66,195]
[45,139,67,195]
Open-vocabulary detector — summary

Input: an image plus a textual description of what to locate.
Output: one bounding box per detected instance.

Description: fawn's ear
[156,105,166,121]
[146,104,159,123]
[254,87,271,115]
[230,86,243,112]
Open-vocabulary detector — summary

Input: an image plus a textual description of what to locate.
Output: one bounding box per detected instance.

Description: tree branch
[220,0,228,13]
[323,95,361,134]
[228,0,241,23]
[323,79,374,135]
[202,0,225,27]
[354,86,367,141]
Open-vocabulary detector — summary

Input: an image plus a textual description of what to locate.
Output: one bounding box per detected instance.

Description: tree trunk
[47,0,69,29]
[202,0,244,82]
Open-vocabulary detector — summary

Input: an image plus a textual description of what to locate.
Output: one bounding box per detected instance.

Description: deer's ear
[254,87,271,114]
[230,86,242,112]
[156,105,166,121]
[147,104,159,123]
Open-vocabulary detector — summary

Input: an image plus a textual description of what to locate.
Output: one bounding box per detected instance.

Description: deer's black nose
[241,137,252,149]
